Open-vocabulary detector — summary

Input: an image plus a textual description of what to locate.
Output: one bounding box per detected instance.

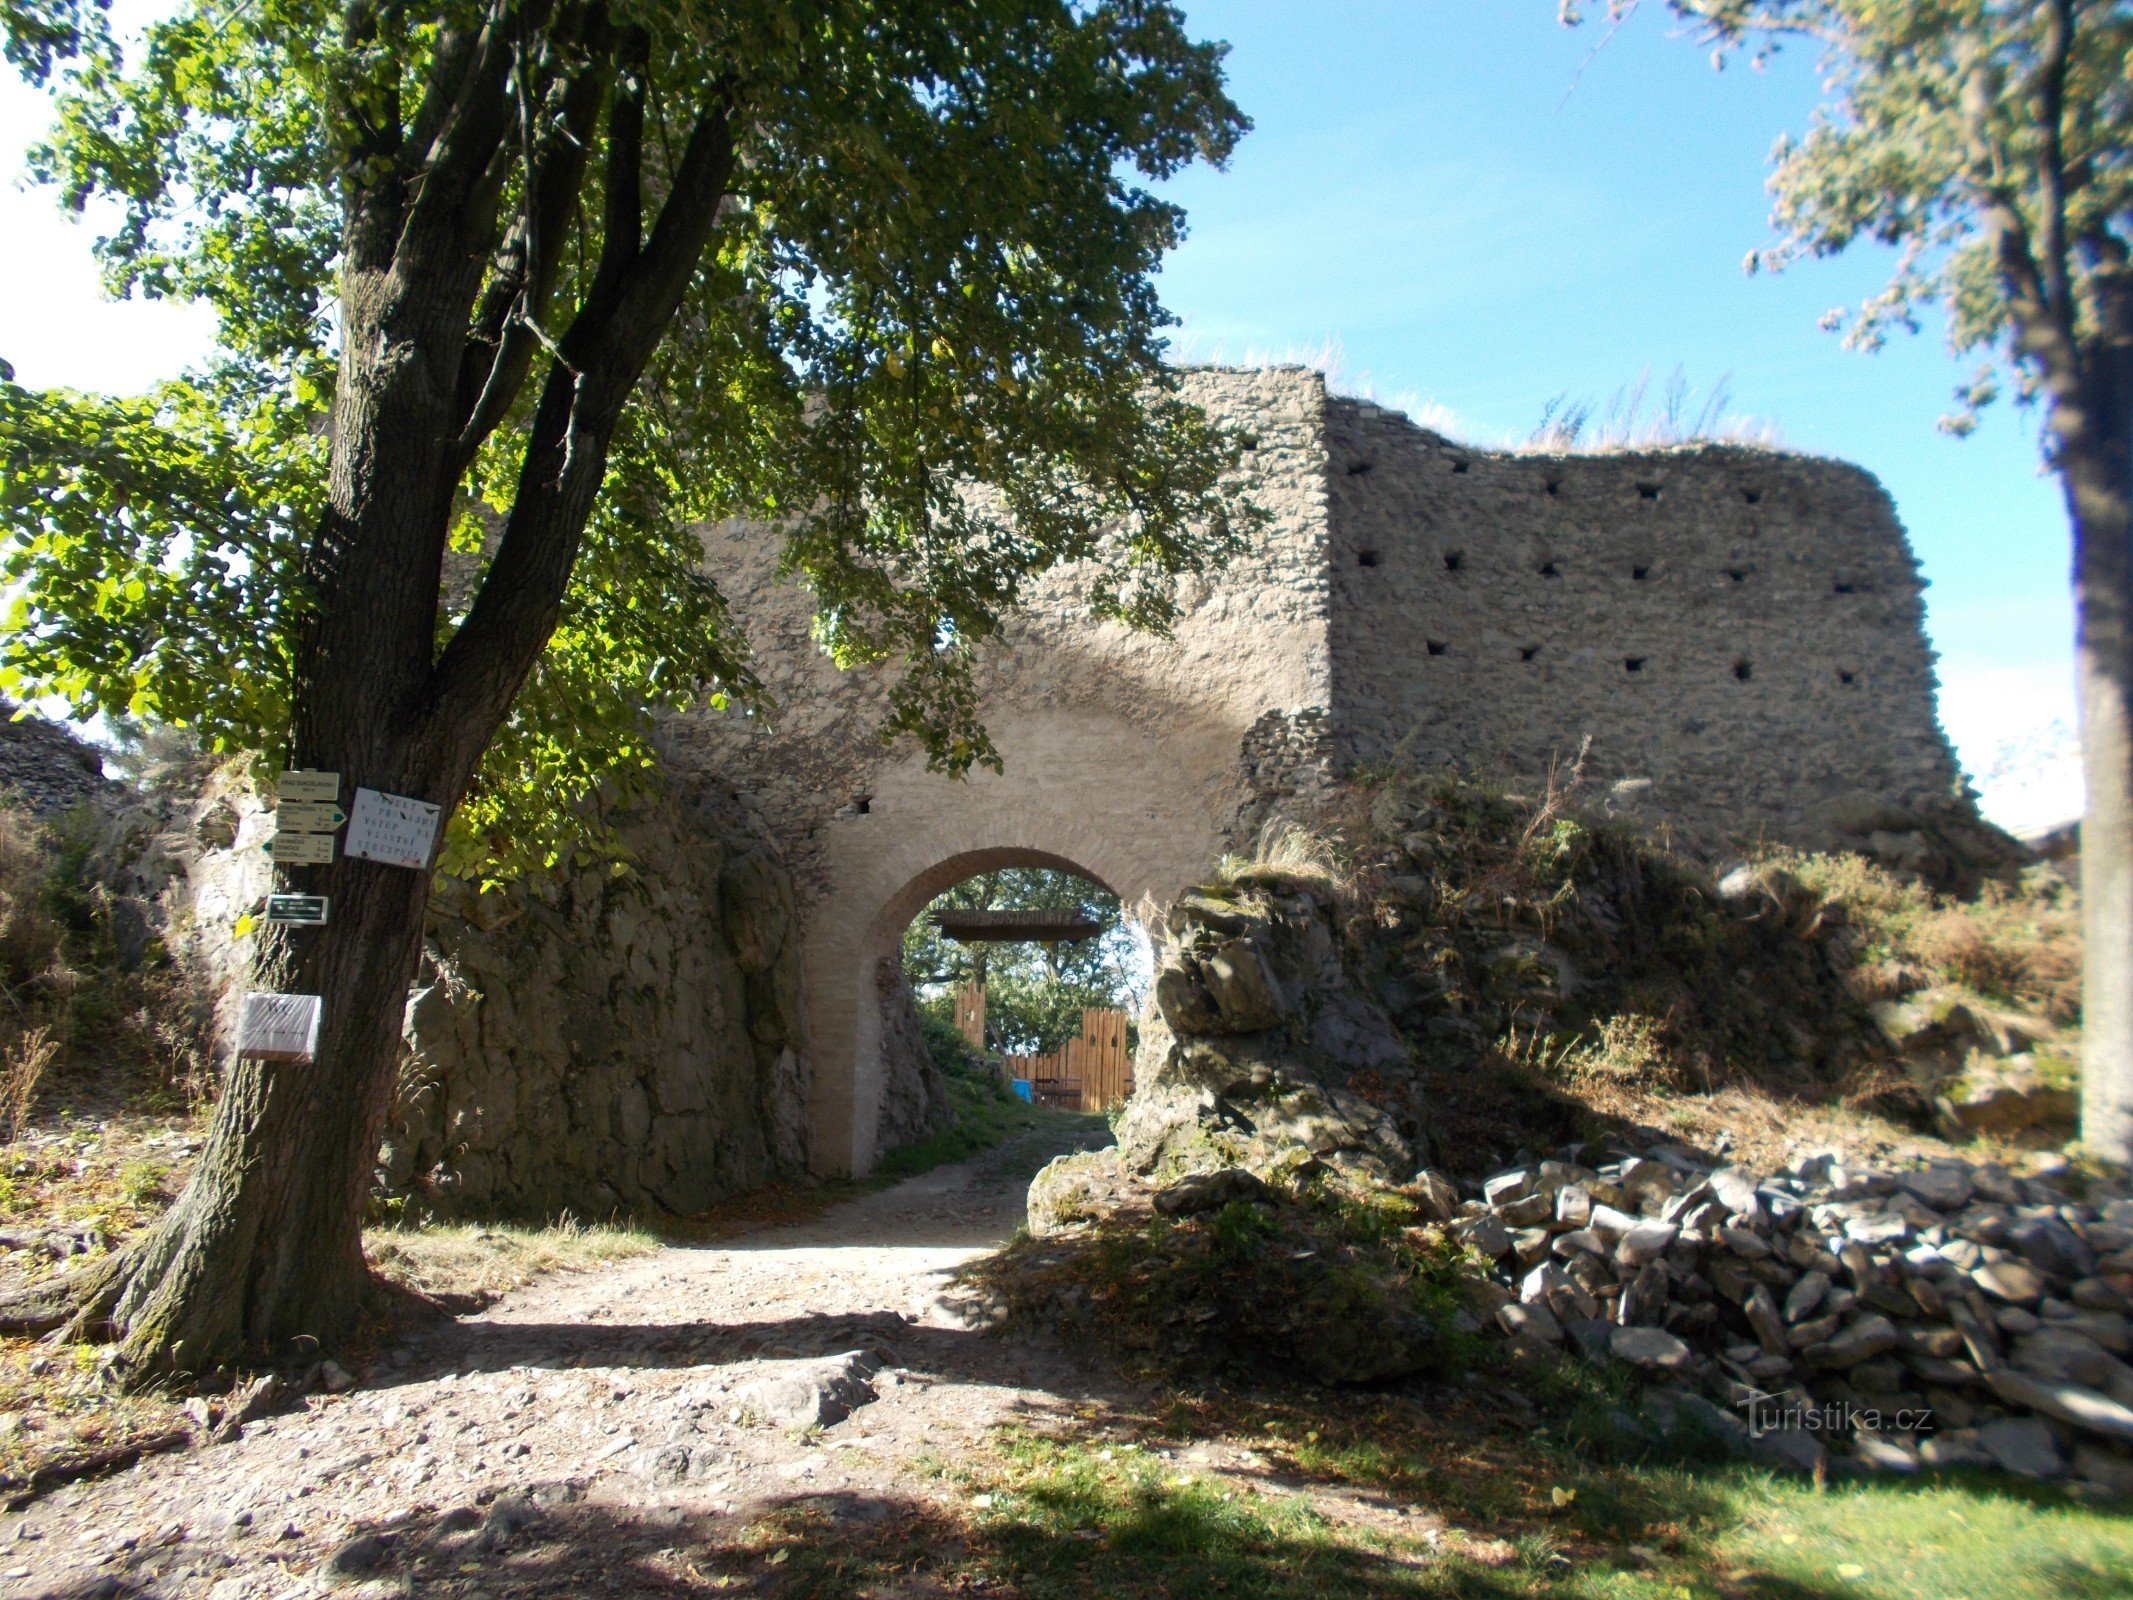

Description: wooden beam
[932,908,1103,942]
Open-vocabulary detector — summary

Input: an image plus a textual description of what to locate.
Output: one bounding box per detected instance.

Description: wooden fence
[1004,1007,1132,1111]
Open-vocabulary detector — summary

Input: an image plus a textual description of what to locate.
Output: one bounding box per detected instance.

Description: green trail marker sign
[265,894,330,927]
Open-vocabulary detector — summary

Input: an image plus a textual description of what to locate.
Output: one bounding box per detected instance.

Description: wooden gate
[1004,1007,1132,1111]
[952,980,986,1053]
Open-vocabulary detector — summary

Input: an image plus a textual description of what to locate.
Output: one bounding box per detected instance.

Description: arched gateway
[667,367,1959,1175]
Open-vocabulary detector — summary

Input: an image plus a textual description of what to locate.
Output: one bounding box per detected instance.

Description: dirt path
[3,1120,1121,1599]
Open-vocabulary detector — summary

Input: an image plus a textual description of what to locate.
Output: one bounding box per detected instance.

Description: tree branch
[392,0,551,290]
[591,24,649,309]
[420,93,737,776]
[448,2,617,472]
[2034,0,2078,335]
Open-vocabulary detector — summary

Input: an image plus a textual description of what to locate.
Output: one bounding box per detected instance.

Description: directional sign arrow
[275,801,348,833]
[267,832,336,866]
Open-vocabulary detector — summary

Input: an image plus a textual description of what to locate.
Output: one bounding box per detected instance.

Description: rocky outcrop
[1006,1148,1453,1385]
[1115,870,1422,1186]
[380,788,814,1217]
[871,959,953,1155]
[0,703,112,818]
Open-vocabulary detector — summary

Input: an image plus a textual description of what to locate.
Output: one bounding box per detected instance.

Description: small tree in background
[902,868,1143,1054]
[0,0,1250,1378]
[1565,0,2133,1162]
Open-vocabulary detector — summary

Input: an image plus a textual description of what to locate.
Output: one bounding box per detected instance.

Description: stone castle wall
[666,366,1338,1174]
[672,365,1964,1174]
[1322,395,1959,843]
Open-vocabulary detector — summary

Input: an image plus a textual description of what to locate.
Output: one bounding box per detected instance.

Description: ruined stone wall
[668,365,1967,1174]
[665,366,1338,1175]
[155,754,819,1220]
[379,786,813,1218]
[1322,396,1960,845]
[666,366,1338,905]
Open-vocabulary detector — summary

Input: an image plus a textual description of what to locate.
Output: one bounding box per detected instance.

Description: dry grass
[1313,768,2085,1173]
[363,1218,661,1302]
[1778,849,2082,1025]
[0,1026,56,1142]
[1213,817,1355,900]
[0,1338,190,1493]
[1520,366,1784,455]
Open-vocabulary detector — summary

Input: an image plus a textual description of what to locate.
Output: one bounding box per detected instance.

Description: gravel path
[3,1122,1115,1599]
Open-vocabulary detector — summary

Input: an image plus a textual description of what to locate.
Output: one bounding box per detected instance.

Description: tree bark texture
[2065,413,2133,1164]
[71,11,737,1376]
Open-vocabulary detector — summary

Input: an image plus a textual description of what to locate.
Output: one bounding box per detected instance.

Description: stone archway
[795,703,1245,1173]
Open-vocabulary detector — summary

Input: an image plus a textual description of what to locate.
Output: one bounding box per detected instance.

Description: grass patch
[840,1375,2133,1600]
[0,1336,189,1495]
[361,1217,660,1301]
[873,1016,1071,1181]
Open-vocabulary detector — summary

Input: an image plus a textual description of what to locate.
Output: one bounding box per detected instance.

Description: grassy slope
[738,1377,2130,1600]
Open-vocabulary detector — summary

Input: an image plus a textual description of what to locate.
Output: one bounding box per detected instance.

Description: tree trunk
[2063,412,2133,1165]
[71,843,437,1376]
[69,88,738,1377]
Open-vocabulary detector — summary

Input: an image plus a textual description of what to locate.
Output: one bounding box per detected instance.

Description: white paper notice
[235,992,322,1062]
[345,787,442,870]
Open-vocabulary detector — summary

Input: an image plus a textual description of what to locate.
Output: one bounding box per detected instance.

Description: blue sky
[0,1,2080,827]
[1149,1,2078,828]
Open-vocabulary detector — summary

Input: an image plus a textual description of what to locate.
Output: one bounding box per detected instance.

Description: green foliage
[870,1068,1062,1182]
[0,0,1256,877]
[903,868,1143,1053]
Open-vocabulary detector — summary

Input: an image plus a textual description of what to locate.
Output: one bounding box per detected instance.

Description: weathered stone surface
[1805,1314,1902,1370]
[1028,1149,1131,1237]
[1974,1259,2048,1306]
[377,789,832,1217]
[1198,938,1289,1032]
[1896,1165,1975,1212]
[1987,1367,2133,1445]
[735,1352,883,1430]
[1153,1167,1274,1218]
[1977,1416,2066,1480]
[319,1535,391,1585]
[1610,1325,1694,1372]
[1750,1427,1827,1475]
[1116,882,1419,1183]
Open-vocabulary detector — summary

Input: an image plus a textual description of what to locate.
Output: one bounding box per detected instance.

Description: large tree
[1566,0,2133,1162]
[0,0,1249,1379]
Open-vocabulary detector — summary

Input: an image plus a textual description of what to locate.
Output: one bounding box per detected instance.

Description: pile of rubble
[1455,1143,2133,1491]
